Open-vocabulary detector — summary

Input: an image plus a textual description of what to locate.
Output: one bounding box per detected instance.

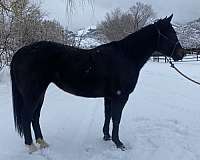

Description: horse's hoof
[26,143,38,154]
[36,138,49,149]
[103,135,111,141]
[117,144,126,151]
[114,140,126,151]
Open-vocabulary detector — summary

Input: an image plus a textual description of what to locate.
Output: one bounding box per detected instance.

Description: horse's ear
[166,14,173,23]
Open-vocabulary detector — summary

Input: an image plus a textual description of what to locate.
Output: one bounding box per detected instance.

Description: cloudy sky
[37,0,200,31]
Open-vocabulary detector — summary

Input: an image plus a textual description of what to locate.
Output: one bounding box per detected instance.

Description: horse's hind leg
[21,101,37,153]
[11,69,39,153]
[22,87,47,153]
[103,98,112,141]
[32,93,49,149]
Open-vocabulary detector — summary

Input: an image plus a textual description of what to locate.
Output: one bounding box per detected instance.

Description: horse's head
[154,14,185,61]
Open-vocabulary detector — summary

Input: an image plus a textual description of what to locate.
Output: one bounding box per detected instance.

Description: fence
[152,49,200,63]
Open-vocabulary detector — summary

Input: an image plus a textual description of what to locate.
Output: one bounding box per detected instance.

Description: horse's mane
[121,23,155,43]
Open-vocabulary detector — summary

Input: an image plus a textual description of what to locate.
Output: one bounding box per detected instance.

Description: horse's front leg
[111,95,129,150]
[103,98,112,141]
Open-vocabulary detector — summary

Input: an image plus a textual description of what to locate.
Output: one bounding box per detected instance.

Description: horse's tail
[10,60,24,137]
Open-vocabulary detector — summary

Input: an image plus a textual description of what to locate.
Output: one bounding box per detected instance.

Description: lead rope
[154,24,200,86]
[166,58,200,86]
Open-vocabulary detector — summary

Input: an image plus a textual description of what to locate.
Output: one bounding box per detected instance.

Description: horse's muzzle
[173,48,187,61]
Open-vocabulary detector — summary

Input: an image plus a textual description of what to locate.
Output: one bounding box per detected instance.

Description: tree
[40,20,64,43]
[0,0,70,68]
[10,0,44,50]
[0,0,16,11]
[97,2,155,42]
[0,0,18,65]
[129,2,155,31]
[64,0,93,12]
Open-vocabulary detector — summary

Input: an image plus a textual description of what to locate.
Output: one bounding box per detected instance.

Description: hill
[73,18,200,49]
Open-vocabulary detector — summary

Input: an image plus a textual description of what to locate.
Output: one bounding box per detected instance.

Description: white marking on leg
[36,138,49,149]
[26,143,38,154]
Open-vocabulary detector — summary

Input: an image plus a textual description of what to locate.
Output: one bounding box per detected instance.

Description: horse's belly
[54,78,105,98]
[59,85,105,98]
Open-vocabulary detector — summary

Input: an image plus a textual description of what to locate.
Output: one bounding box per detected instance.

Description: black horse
[10,15,185,153]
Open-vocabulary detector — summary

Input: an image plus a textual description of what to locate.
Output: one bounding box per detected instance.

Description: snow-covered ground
[0,62,200,160]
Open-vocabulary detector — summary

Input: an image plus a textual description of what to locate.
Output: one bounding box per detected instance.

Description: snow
[174,19,200,48]
[68,19,200,49]
[77,26,97,37]
[0,62,200,160]
[75,25,103,49]
[0,66,10,84]
[77,37,102,49]
[73,19,200,49]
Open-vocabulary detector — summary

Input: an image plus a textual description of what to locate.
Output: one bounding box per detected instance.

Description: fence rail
[152,53,200,63]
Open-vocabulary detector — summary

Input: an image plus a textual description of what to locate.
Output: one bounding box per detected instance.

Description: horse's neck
[120,25,157,68]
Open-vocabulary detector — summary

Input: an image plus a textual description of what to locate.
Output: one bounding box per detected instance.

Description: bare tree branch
[64,0,94,13]
[0,1,10,11]
[97,2,155,42]
[0,0,74,67]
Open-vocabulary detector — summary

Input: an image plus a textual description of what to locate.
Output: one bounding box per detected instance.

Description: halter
[154,24,179,59]
[154,24,200,86]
